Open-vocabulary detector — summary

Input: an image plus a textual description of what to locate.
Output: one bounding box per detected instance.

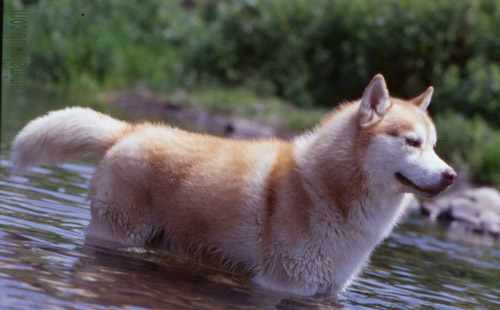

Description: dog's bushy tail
[11,107,130,173]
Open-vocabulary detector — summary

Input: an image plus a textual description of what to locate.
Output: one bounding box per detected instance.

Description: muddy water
[1,88,499,309]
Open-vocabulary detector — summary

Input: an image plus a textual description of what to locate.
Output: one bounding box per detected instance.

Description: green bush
[5,0,198,90]
[435,59,500,128]
[435,111,500,187]
[185,0,500,119]
[7,0,500,121]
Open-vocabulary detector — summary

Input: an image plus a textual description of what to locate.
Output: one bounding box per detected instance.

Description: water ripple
[1,153,499,309]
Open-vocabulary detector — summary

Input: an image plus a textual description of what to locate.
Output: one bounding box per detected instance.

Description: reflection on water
[1,88,499,309]
[0,161,339,310]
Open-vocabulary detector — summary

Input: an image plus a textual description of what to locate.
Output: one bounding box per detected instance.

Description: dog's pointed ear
[411,86,433,111]
[359,74,391,127]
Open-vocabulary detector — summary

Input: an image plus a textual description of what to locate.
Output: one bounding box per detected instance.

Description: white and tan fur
[10,74,456,297]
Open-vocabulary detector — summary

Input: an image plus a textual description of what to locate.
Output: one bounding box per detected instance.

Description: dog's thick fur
[11,75,456,297]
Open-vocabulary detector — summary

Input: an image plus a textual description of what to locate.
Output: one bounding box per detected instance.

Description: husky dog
[11,74,456,297]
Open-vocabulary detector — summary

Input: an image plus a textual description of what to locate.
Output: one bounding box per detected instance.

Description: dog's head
[359,74,456,198]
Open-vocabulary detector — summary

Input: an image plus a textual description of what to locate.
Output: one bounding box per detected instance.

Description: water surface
[1,88,499,309]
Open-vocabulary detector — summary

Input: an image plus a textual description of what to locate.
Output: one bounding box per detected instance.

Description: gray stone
[422,187,500,238]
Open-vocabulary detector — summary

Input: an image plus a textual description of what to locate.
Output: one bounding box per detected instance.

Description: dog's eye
[405,138,421,148]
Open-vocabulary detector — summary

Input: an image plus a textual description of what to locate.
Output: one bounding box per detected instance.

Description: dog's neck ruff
[293,103,408,234]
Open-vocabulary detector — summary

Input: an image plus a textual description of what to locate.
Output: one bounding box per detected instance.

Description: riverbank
[103,86,328,138]
[105,90,287,139]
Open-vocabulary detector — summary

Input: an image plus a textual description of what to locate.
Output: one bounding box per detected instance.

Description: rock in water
[422,187,500,237]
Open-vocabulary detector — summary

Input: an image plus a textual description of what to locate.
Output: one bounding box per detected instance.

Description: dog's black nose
[442,169,457,185]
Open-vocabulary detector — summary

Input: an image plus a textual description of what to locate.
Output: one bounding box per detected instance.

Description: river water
[1,88,499,309]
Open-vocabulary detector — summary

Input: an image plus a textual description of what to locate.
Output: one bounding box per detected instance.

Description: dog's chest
[302,192,410,291]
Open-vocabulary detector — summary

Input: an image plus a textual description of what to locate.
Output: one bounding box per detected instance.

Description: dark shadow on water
[0,229,345,309]
[72,238,346,309]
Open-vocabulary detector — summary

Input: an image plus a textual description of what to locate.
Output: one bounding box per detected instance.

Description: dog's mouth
[395,172,442,198]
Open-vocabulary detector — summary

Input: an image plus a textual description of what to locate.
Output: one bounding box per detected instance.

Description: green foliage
[183,0,500,119]
[435,112,500,187]
[7,0,500,117]
[4,0,500,185]
[6,0,198,90]
[435,59,500,128]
